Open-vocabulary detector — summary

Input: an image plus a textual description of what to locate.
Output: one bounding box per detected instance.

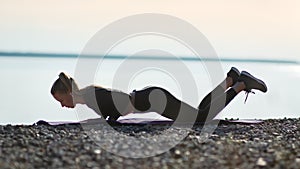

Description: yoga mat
[34,118,263,126]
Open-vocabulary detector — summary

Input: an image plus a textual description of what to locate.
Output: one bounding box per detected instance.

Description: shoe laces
[244,90,255,103]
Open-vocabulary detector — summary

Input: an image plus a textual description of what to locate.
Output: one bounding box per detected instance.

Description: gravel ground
[1,118,300,169]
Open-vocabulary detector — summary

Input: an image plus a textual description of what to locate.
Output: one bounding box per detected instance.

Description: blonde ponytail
[51,72,81,95]
[58,72,72,92]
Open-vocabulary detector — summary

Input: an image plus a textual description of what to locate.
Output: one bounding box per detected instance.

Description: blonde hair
[50,72,80,95]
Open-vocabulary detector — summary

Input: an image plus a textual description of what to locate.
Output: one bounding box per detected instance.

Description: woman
[51,67,267,123]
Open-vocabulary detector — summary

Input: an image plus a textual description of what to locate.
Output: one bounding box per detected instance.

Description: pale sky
[1,0,300,124]
[0,0,299,59]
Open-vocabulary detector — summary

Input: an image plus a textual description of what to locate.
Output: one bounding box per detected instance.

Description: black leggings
[132,85,237,123]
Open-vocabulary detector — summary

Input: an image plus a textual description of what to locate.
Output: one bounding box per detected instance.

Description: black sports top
[81,86,133,121]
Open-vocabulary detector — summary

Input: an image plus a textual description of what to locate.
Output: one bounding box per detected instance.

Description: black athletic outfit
[82,85,237,123]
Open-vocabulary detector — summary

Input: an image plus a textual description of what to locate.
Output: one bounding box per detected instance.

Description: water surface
[1,54,299,124]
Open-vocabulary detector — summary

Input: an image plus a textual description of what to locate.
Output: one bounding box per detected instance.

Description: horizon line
[0,51,298,64]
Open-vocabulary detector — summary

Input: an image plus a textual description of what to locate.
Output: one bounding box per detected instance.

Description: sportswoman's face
[53,92,75,108]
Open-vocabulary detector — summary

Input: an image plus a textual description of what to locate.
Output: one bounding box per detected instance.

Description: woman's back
[81,86,133,120]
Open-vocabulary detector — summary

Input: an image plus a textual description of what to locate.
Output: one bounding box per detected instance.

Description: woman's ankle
[232,81,246,93]
[225,77,234,89]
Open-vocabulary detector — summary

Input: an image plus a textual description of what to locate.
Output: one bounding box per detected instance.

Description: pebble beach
[1,118,300,169]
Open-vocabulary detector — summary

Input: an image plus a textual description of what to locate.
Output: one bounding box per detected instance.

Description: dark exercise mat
[34,118,263,126]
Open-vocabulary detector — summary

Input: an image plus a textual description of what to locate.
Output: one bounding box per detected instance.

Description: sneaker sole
[241,71,267,93]
[227,67,240,83]
[230,67,240,75]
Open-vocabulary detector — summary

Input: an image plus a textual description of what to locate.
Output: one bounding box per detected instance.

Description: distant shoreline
[0,51,298,64]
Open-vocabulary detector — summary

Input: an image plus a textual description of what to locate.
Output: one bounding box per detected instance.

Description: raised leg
[131,68,267,123]
[198,67,240,110]
[132,86,238,123]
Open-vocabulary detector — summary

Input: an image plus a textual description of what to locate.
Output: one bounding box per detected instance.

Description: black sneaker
[238,71,267,103]
[227,67,240,84]
[238,71,267,93]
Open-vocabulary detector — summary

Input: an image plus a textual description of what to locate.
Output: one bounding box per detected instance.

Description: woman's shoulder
[79,85,107,102]
[80,85,121,94]
[80,85,105,92]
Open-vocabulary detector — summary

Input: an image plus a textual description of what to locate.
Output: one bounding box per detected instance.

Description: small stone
[267,148,275,153]
[296,158,300,163]
[175,150,181,155]
[122,144,129,149]
[256,157,267,166]
[254,138,260,141]
[94,149,101,154]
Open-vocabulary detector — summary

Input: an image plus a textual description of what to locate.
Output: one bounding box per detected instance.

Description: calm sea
[1,54,299,124]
